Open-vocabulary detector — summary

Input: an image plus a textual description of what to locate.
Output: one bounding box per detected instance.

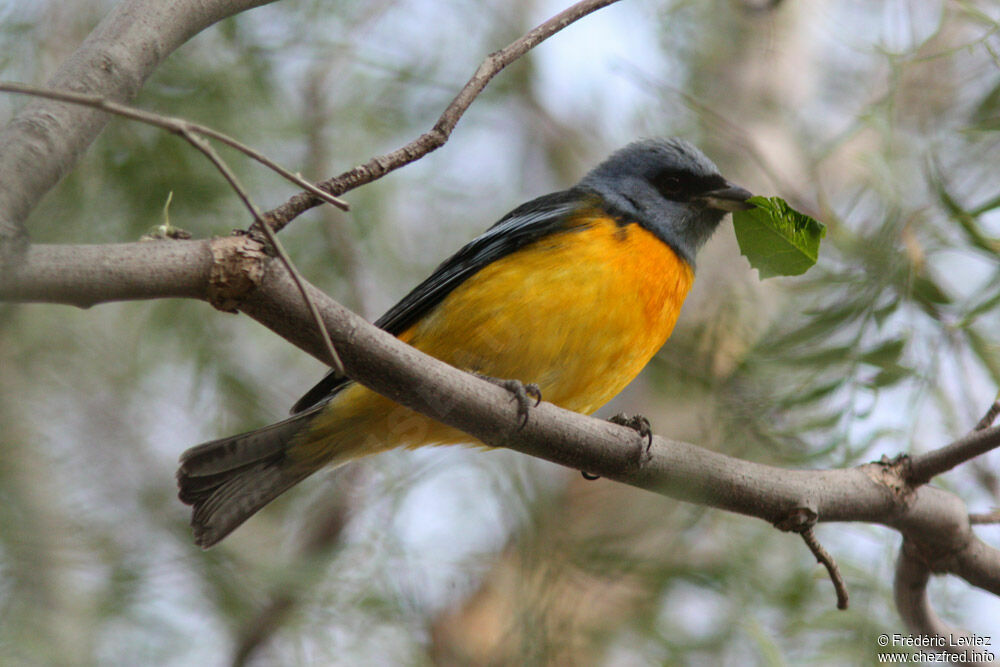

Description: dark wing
[374,188,590,335]
[289,188,591,414]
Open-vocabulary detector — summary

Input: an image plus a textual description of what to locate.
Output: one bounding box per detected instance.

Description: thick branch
[2,241,997,534]
[0,240,214,307]
[0,0,277,244]
[4,242,998,542]
[246,264,1000,632]
[239,262,1000,561]
[895,544,992,664]
[3,239,998,631]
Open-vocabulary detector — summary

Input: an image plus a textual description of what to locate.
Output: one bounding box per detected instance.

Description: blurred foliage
[2,0,1000,665]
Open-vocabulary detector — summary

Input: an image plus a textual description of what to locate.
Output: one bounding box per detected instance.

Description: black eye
[660,176,681,193]
[653,169,727,201]
[654,170,695,200]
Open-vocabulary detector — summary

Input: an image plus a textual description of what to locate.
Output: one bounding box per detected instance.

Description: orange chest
[512,213,694,349]
[575,215,694,335]
[403,213,695,414]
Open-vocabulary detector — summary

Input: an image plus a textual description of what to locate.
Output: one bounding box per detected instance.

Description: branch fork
[206,234,267,313]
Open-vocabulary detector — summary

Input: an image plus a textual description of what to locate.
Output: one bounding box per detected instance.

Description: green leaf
[732,196,827,279]
[866,363,912,388]
[783,344,856,367]
[787,379,844,405]
[758,300,865,351]
[910,273,951,319]
[961,280,1000,325]
[858,338,905,369]
[972,80,1000,131]
[966,327,1000,386]
[931,168,1000,254]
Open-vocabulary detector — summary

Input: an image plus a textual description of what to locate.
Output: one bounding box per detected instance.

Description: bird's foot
[609,413,653,466]
[474,374,541,428]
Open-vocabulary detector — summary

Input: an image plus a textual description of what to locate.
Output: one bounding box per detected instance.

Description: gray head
[577,138,752,265]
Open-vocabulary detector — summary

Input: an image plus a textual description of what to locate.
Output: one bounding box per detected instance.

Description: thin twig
[262,0,624,233]
[908,423,1000,485]
[0,82,349,212]
[179,129,346,376]
[969,509,1000,525]
[975,399,1000,432]
[800,527,849,610]
[774,508,849,610]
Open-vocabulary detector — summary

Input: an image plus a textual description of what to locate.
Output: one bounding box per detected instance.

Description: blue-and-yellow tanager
[177,138,752,547]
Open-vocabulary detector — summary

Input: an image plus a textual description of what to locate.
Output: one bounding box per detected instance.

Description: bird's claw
[582,412,652,481]
[609,413,653,465]
[475,374,541,428]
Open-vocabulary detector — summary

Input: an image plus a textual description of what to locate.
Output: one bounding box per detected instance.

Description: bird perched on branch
[177,137,752,548]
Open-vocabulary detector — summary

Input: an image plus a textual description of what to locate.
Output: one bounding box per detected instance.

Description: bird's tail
[176,406,325,549]
[177,382,457,547]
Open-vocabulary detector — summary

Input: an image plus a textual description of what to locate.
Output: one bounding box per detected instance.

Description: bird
[177,137,753,548]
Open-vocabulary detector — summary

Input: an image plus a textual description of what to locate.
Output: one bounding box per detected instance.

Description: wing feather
[289,188,590,414]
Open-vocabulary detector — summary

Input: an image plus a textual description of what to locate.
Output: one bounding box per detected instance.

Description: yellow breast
[298,211,694,460]
[402,211,694,414]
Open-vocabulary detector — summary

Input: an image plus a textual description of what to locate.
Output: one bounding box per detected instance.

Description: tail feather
[179,409,317,476]
[188,462,312,548]
[177,407,322,548]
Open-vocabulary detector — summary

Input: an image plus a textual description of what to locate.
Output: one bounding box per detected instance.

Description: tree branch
[0,80,347,373]
[895,543,992,664]
[173,120,345,375]
[970,510,1000,525]
[975,399,1000,431]
[260,0,624,233]
[908,413,1000,485]
[799,526,849,610]
[0,0,278,247]
[3,239,998,546]
[3,236,998,636]
[0,240,215,308]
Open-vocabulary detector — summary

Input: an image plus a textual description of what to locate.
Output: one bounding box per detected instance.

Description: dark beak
[699,182,754,212]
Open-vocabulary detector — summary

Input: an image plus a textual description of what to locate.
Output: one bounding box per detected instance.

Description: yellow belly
[295,212,694,462]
